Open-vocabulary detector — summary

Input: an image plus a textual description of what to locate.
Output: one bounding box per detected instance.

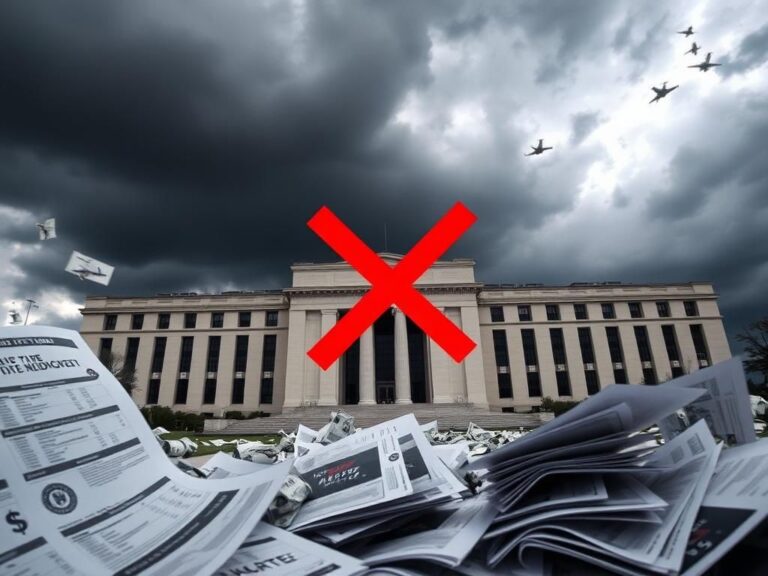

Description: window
[520,329,539,367]
[148,337,164,404]
[131,313,144,330]
[517,305,532,322]
[490,306,505,323]
[642,368,657,385]
[98,338,113,363]
[526,372,542,397]
[492,330,511,367]
[232,379,245,404]
[203,379,217,404]
[125,337,140,370]
[585,370,600,395]
[662,325,684,378]
[605,327,624,364]
[573,303,588,320]
[556,371,571,396]
[628,302,643,319]
[104,314,117,331]
[605,327,626,384]
[661,325,680,362]
[577,327,595,364]
[656,301,670,318]
[690,324,710,365]
[174,380,188,404]
[238,311,252,328]
[175,336,193,405]
[157,313,170,329]
[633,326,654,363]
[549,328,567,365]
[151,337,167,373]
[206,336,221,373]
[265,310,279,327]
[492,330,512,398]
[211,312,224,328]
[184,313,197,329]
[234,335,249,373]
[601,303,616,319]
[545,304,560,321]
[260,334,277,404]
[684,301,699,317]
[179,336,194,373]
[147,380,160,405]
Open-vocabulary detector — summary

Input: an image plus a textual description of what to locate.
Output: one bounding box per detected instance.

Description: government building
[78,254,731,415]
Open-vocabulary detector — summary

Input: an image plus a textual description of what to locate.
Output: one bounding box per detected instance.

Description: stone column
[358,326,376,405]
[394,308,412,404]
[282,309,307,408]
[318,310,339,405]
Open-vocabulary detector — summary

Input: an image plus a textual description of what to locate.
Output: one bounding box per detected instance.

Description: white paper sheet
[64,251,115,286]
[659,358,756,445]
[0,326,289,576]
[680,438,768,575]
[215,523,364,576]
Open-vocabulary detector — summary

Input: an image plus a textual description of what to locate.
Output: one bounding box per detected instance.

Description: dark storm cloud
[1,0,767,361]
[0,0,577,298]
[569,111,602,145]
[611,12,670,80]
[721,23,768,76]
[646,103,768,221]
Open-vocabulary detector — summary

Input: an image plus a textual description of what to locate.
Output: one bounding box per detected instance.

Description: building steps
[210,404,547,435]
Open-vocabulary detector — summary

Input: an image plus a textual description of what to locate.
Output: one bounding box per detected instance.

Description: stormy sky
[1,0,767,355]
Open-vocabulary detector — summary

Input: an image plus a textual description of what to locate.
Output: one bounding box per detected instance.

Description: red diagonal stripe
[306,202,477,370]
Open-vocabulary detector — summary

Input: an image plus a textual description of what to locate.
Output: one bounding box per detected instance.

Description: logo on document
[388,453,400,462]
[42,483,78,515]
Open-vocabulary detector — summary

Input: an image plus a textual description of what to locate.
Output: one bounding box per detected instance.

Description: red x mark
[307,202,478,370]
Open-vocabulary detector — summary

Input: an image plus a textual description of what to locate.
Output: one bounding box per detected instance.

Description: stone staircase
[211,404,547,435]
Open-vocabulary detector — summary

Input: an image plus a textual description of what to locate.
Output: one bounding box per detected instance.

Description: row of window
[490,323,711,400]
[100,334,277,406]
[103,310,280,331]
[489,300,699,323]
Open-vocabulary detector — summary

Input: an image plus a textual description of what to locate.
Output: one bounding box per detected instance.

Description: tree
[100,351,138,396]
[736,318,768,384]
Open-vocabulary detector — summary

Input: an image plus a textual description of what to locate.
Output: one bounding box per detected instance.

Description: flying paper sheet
[65,250,115,286]
[36,218,56,241]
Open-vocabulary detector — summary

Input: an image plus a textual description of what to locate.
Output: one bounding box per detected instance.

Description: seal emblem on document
[42,483,78,514]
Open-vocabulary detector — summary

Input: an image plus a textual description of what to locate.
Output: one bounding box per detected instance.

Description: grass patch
[159,432,281,456]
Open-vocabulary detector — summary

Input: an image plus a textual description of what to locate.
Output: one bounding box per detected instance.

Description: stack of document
[286,415,469,543]
[475,385,723,574]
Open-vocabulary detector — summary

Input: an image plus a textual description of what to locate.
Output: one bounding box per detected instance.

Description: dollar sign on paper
[5,510,27,535]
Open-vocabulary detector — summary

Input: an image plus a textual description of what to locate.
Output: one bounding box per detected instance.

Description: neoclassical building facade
[79,254,731,415]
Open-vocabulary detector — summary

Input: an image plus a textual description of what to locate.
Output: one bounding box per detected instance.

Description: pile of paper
[479,398,721,573]
[424,422,529,458]
[2,326,767,576]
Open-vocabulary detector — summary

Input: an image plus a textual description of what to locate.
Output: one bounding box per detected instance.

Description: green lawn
[159,432,281,456]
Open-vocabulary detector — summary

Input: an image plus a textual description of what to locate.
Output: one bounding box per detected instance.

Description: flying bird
[649,82,679,104]
[688,52,722,72]
[685,42,700,56]
[524,139,553,156]
[677,26,694,37]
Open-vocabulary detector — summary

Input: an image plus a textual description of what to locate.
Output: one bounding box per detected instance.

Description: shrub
[224,411,246,420]
[540,396,581,416]
[139,406,205,432]
[247,410,270,419]
[140,405,176,429]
